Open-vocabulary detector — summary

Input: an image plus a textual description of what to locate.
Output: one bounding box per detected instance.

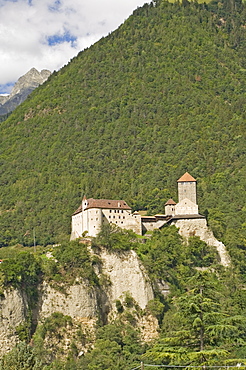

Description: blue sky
[0,0,149,94]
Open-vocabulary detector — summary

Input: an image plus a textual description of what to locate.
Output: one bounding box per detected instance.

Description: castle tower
[165,198,176,216]
[177,172,197,204]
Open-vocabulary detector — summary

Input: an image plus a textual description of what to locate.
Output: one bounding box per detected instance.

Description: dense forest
[0,0,246,368]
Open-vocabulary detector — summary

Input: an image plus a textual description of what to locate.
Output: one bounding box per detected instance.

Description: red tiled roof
[73,204,82,215]
[73,198,131,215]
[177,172,196,182]
[86,198,131,210]
[165,198,176,206]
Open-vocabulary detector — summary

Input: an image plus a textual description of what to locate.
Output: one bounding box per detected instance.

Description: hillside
[0,0,245,266]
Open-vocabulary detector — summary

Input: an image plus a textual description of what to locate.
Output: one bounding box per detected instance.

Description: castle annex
[70,197,142,239]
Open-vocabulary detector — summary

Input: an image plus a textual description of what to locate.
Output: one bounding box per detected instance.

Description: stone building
[141,172,204,233]
[70,172,230,266]
[71,172,204,238]
[71,196,142,239]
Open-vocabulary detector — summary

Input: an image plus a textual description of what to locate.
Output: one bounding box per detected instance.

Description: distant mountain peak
[9,68,51,99]
[0,68,51,116]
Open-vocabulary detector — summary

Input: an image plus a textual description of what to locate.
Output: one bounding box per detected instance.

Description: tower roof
[177,172,196,182]
[165,198,176,206]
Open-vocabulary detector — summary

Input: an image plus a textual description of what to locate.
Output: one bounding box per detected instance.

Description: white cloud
[0,0,149,92]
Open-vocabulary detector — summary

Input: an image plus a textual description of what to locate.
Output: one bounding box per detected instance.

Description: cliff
[0,247,157,356]
[172,218,231,267]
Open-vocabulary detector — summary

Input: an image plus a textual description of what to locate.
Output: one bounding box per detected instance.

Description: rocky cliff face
[0,68,51,116]
[0,289,28,353]
[0,248,156,356]
[173,218,231,267]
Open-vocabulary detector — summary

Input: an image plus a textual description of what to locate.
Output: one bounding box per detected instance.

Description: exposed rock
[172,218,231,267]
[0,68,51,116]
[0,289,28,356]
[0,248,155,355]
[39,281,99,320]
[39,316,96,361]
[138,314,159,342]
[98,248,154,310]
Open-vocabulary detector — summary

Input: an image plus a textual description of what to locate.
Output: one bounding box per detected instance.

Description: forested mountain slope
[0,0,245,264]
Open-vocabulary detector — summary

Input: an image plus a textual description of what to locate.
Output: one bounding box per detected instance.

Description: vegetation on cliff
[1,226,246,369]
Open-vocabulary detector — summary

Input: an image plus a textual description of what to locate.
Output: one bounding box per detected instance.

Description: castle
[70,172,205,239]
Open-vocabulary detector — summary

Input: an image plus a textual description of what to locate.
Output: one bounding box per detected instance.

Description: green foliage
[115,299,124,313]
[186,236,218,267]
[44,240,99,287]
[0,250,42,305]
[79,319,144,370]
[146,299,165,323]
[0,342,43,370]
[92,223,139,251]
[137,226,218,290]
[15,310,33,342]
[144,270,246,366]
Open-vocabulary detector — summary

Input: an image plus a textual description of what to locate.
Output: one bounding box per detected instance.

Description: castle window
[123,216,125,219]
[113,216,115,219]
[96,218,98,221]
[121,221,123,224]
[121,210,123,213]
[109,215,111,219]
[114,210,116,213]
[119,216,120,219]
[110,210,112,213]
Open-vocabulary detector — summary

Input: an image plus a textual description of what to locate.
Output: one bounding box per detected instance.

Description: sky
[0,0,149,94]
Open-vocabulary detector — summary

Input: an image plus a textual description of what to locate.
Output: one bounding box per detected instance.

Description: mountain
[0,68,51,116]
[0,0,245,269]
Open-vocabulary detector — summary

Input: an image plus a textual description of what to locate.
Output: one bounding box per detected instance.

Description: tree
[144,270,245,366]
[0,342,43,370]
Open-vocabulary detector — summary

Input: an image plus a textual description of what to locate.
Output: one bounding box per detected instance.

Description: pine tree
[144,270,245,366]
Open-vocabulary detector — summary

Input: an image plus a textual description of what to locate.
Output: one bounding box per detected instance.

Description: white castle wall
[71,213,83,239]
[175,198,198,215]
[71,208,142,239]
